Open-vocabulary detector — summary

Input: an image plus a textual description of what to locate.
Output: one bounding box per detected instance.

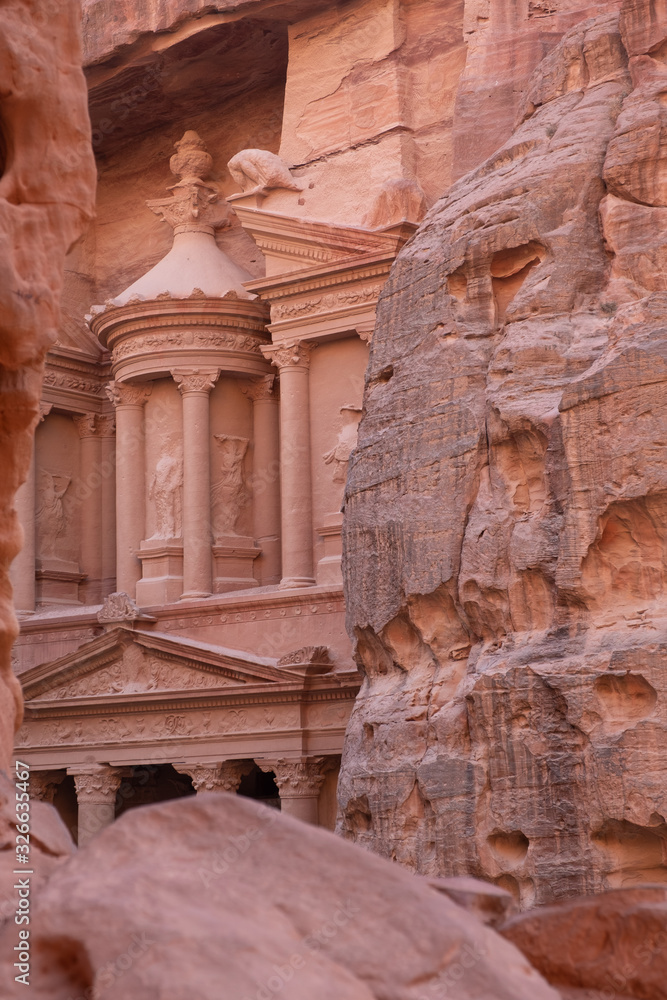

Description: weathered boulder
[339,0,667,906]
[0,0,96,772]
[501,885,667,999]
[0,792,560,999]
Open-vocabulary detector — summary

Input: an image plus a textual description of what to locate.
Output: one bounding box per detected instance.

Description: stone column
[29,770,65,803]
[260,758,325,824]
[100,415,117,598]
[261,343,315,588]
[243,375,281,585]
[173,369,219,599]
[70,765,122,847]
[176,761,249,793]
[105,382,151,599]
[74,414,115,604]
[10,402,51,615]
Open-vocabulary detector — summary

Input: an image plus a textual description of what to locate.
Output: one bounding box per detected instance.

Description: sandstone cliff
[0,0,95,772]
[340,0,667,906]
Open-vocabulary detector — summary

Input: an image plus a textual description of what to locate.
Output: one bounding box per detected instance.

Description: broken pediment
[21,627,283,704]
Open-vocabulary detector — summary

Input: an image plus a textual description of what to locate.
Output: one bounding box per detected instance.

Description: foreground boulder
[501,886,667,999]
[0,793,558,999]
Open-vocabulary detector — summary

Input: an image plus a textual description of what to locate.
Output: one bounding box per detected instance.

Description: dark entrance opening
[115,763,195,821]
[237,763,280,809]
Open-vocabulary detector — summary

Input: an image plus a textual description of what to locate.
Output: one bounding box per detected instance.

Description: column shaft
[10,440,36,614]
[263,344,314,588]
[245,376,281,585]
[106,383,151,598]
[259,758,325,825]
[174,370,219,599]
[75,417,104,604]
[101,427,117,596]
[71,766,122,847]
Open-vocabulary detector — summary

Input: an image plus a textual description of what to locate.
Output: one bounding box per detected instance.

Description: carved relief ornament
[261,342,312,370]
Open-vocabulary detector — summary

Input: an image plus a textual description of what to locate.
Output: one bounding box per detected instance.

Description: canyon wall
[340,0,667,906]
[0,0,95,772]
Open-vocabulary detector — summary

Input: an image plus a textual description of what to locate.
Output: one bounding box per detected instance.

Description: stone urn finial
[147,130,230,234]
[169,130,214,186]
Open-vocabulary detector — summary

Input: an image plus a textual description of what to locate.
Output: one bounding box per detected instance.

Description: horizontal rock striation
[339,0,667,907]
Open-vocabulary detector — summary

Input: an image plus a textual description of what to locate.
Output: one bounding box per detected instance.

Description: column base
[136,540,184,605]
[180,590,213,600]
[279,576,317,589]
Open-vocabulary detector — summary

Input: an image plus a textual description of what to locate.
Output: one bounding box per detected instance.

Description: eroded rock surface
[501,886,667,999]
[340,0,667,906]
[0,792,559,999]
[0,0,96,772]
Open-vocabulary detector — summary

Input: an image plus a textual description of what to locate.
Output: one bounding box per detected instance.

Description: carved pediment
[21,628,282,704]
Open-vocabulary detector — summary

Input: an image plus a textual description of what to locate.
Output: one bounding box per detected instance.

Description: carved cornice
[72,766,122,802]
[233,206,416,273]
[73,413,116,438]
[105,381,152,407]
[172,368,220,394]
[260,758,326,797]
[262,342,312,370]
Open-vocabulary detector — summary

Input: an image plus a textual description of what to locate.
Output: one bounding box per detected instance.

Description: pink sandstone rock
[0,0,96,773]
[0,792,560,999]
[339,0,667,906]
[500,885,667,999]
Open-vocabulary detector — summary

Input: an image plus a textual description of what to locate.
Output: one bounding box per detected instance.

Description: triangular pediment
[21,627,283,704]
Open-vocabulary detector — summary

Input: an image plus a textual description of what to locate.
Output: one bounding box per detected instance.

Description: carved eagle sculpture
[227,149,302,199]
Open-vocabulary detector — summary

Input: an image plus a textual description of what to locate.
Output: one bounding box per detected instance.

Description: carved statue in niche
[323,406,363,483]
[211,435,249,537]
[227,149,302,200]
[148,446,183,540]
[36,471,71,557]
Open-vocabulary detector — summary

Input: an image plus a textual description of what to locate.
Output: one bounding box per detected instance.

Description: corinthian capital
[261,341,312,371]
[71,766,122,803]
[73,413,117,438]
[242,375,277,403]
[259,758,326,798]
[172,368,220,395]
[30,770,65,803]
[105,381,152,408]
[176,760,251,793]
